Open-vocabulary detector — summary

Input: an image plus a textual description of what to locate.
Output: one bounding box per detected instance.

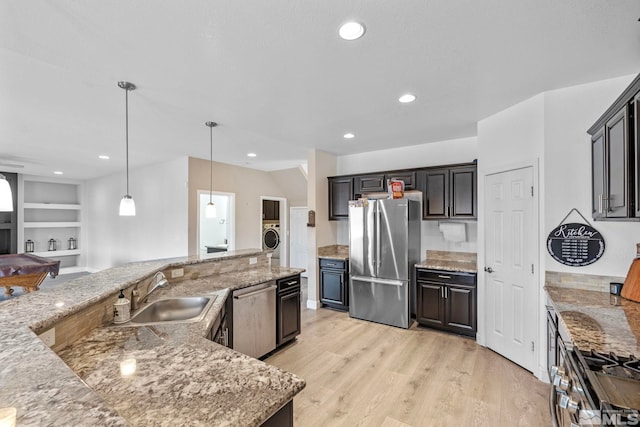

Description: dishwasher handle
[233,285,277,300]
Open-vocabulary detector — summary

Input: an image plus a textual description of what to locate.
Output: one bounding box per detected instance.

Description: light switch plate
[171,268,184,278]
[39,328,55,347]
[249,257,257,265]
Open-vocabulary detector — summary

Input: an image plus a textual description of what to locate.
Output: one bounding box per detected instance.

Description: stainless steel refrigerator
[349,198,420,329]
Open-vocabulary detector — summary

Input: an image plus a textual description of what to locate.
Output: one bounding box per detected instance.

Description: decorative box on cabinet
[319,258,349,310]
[416,268,477,338]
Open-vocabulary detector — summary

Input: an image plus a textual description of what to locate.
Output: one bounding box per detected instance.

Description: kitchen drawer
[416,269,476,286]
[277,275,300,293]
[319,258,347,270]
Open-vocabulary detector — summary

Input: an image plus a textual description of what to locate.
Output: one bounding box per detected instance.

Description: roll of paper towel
[439,222,466,242]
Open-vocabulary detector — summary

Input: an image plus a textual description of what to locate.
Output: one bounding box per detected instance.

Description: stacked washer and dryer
[262,199,281,264]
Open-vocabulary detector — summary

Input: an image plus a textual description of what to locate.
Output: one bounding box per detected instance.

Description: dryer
[262,224,281,259]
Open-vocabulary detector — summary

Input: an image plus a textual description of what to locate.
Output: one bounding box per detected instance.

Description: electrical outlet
[39,328,55,347]
[249,257,257,265]
[171,268,184,278]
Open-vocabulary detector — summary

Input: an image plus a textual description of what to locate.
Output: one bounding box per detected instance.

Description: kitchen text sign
[547,223,605,267]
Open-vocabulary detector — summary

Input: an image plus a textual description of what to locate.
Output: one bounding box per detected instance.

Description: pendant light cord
[125,87,130,196]
[209,125,213,204]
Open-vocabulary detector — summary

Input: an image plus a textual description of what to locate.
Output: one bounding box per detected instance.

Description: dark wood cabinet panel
[450,166,476,218]
[592,128,606,219]
[328,177,353,220]
[263,200,280,221]
[319,258,349,310]
[605,106,630,218]
[386,171,416,190]
[417,282,445,326]
[416,268,476,338]
[423,168,449,219]
[354,174,386,195]
[445,285,476,333]
[635,93,640,217]
[260,400,293,427]
[276,275,301,346]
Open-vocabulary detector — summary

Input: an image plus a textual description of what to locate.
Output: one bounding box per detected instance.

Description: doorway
[483,166,538,373]
[260,196,287,267]
[198,191,235,257]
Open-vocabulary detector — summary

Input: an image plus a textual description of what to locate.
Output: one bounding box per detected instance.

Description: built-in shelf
[18,176,86,273]
[24,222,81,228]
[30,249,81,257]
[24,203,81,210]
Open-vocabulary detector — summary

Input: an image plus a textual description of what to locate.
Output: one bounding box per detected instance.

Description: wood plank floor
[266,307,550,427]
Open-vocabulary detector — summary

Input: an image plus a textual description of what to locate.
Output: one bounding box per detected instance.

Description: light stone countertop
[317,245,349,260]
[0,249,305,426]
[546,286,640,356]
[414,259,478,273]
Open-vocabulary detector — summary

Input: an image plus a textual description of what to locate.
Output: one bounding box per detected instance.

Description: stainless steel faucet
[132,271,169,310]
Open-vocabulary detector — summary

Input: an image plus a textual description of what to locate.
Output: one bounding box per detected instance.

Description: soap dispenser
[113,290,131,324]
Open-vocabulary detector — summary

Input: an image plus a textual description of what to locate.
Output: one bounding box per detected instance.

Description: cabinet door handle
[598,194,603,214]
[441,287,444,298]
[445,287,448,298]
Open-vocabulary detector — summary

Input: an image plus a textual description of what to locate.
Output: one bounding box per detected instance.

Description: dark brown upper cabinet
[588,73,640,221]
[385,171,416,190]
[418,165,476,220]
[354,174,386,196]
[328,177,353,220]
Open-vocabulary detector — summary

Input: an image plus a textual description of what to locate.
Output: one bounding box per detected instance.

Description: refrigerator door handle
[375,208,381,276]
[351,275,404,287]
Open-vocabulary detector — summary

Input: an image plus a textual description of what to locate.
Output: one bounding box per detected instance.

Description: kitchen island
[0,249,305,426]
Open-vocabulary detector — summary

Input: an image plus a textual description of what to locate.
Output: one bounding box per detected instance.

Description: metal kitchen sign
[547,209,605,267]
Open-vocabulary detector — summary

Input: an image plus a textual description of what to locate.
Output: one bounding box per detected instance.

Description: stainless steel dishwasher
[232,282,277,358]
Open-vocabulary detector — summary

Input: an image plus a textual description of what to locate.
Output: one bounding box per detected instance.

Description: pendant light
[0,174,13,212]
[205,121,218,218]
[118,81,136,216]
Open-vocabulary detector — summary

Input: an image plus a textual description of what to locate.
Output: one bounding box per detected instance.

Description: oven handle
[549,383,560,427]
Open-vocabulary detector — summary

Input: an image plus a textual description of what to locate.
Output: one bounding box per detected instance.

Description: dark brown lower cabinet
[276,275,301,346]
[416,268,476,338]
[260,400,293,427]
[319,258,349,310]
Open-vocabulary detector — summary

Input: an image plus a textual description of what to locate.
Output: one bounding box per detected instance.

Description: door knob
[484,267,494,273]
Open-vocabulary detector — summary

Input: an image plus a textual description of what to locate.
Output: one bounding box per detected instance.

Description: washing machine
[262,224,281,259]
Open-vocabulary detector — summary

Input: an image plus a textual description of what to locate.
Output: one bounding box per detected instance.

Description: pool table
[0,253,60,296]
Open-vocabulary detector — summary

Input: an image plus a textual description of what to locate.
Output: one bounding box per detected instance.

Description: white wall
[476,73,637,381]
[307,149,338,309]
[85,157,189,271]
[336,137,479,255]
[544,75,639,277]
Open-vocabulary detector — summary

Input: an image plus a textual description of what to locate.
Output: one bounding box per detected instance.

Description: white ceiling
[1,1,639,180]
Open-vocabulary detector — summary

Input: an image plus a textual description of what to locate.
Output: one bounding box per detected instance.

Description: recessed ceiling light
[339,22,365,40]
[344,133,355,139]
[247,153,257,158]
[99,155,110,160]
[399,94,416,103]
[53,171,63,175]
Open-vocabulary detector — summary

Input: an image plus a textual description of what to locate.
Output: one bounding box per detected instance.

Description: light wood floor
[266,307,550,427]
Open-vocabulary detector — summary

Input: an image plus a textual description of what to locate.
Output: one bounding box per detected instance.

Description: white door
[289,207,308,277]
[484,167,537,372]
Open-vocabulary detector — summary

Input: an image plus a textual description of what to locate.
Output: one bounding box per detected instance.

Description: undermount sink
[128,296,217,325]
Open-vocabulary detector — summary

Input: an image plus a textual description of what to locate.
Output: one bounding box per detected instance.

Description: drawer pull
[438,275,451,279]
[285,280,298,286]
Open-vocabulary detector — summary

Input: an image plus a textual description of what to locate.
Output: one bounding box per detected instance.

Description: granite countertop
[415,259,478,273]
[545,286,640,355]
[318,245,349,260]
[0,249,305,426]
